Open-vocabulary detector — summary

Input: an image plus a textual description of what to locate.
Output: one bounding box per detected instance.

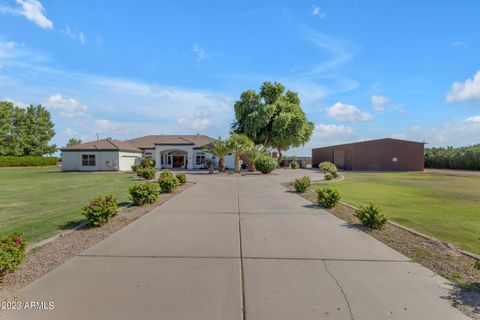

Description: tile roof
[127,135,213,149]
[61,138,142,153]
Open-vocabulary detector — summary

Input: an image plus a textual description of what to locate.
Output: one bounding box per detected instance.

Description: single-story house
[312,138,425,171]
[61,134,235,172]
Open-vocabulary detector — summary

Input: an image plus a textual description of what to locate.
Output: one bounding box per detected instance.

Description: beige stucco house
[60,134,235,171]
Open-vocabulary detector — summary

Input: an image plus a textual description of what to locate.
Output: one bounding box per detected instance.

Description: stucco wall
[61,151,121,171]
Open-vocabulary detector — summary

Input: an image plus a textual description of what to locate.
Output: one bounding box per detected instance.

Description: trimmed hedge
[317,187,340,208]
[0,232,27,277]
[425,145,480,170]
[355,203,387,229]
[175,173,187,185]
[0,156,58,167]
[293,176,311,193]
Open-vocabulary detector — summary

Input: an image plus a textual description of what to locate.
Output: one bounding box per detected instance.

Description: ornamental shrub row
[81,195,119,226]
[293,176,311,193]
[254,156,278,174]
[129,182,160,206]
[0,156,58,167]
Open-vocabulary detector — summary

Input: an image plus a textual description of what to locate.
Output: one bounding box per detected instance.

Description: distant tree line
[0,101,56,156]
[425,144,480,170]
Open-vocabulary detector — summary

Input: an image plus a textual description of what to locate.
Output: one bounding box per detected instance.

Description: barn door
[333,149,345,169]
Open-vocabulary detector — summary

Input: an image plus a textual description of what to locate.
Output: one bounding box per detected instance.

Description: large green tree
[232,81,314,158]
[0,101,56,156]
[66,138,82,147]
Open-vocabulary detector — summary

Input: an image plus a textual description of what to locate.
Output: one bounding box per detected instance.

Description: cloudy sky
[1,0,479,155]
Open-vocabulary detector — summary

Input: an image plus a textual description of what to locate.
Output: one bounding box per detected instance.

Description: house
[61,134,235,171]
[312,138,425,171]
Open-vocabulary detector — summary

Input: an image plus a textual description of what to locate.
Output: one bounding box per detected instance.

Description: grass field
[313,172,480,254]
[0,166,135,243]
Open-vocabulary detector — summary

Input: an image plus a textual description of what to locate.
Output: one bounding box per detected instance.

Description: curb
[26,203,134,252]
[339,201,480,261]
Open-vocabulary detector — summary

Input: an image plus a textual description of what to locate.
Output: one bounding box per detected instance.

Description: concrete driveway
[3,170,468,320]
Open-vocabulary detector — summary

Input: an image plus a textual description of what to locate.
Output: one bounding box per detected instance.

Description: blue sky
[1,0,479,155]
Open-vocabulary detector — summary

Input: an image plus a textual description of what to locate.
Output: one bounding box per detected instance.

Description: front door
[172,156,184,168]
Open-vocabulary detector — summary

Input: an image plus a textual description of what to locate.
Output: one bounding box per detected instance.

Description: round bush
[290,161,299,169]
[293,176,311,193]
[82,195,119,226]
[317,187,340,208]
[129,182,160,206]
[136,167,155,180]
[175,173,187,184]
[355,203,387,229]
[159,170,179,193]
[254,156,278,174]
[324,173,333,180]
[319,161,337,173]
[0,232,26,277]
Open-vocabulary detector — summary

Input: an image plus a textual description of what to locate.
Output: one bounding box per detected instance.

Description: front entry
[172,156,184,168]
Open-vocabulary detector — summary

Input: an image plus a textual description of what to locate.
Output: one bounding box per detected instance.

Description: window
[392,157,399,163]
[196,153,206,165]
[82,154,96,166]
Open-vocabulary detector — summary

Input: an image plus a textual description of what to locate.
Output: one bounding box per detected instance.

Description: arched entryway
[160,150,188,169]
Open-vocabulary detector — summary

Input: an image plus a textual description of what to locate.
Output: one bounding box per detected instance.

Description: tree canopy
[0,101,56,156]
[232,81,313,156]
[66,138,82,147]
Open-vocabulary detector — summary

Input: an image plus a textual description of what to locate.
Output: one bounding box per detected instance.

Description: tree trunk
[218,158,225,172]
[248,159,256,172]
[234,154,240,173]
[277,148,283,166]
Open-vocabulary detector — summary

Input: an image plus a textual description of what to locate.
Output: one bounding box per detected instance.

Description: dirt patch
[0,182,193,301]
[282,182,480,319]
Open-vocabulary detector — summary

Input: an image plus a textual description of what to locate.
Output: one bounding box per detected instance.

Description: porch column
[187,150,194,170]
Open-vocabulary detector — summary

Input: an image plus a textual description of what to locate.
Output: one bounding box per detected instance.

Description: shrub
[317,187,340,208]
[324,173,333,180]
[81,195,119,226]
[136,167,155,180]
[0,156,58,167]
[331,171,338,178]
[159,170,179,193]
[254,156,278,174]
[293,176,311,193]
[290,161,299,169]
[0,232,27,277]
[319,161,337,173]
[355,203,387,229]
[140,158,155,168]
[131,165,139,172]
[175,173,187,184]
[129,182,160,206]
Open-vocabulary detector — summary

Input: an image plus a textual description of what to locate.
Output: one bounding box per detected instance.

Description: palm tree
[228,133,253,173]
[203,137,231,172]
[244,144,267,172]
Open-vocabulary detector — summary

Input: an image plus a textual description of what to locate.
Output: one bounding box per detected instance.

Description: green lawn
[0,166,136,243]
[313,172,480,254]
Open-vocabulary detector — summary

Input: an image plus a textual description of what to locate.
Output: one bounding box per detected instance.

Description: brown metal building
[312,138,425,171]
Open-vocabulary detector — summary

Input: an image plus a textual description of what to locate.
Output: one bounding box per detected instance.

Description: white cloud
[0,0,53,29]
[177,106,215,131]
[452,41,468,49]
[46,94,88,117]
[0,40,17,59]
[400,119,480,147]
[371,95,390,112]
[62,26,86,44]
[326,102,373,122]
[286,123,356,156]
[192,43,210,62]
[465,115,480,123]
[446,71,480,103]
[311,6,326,18]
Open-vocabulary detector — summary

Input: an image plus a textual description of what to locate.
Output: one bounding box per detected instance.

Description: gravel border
[283,182,480,319]
[0,181,194,302]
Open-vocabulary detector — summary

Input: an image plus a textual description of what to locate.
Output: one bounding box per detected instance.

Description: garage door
[333,149,345,169]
